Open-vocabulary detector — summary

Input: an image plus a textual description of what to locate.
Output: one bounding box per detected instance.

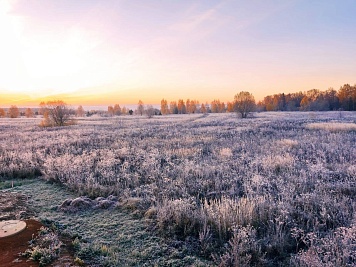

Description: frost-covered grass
[7,179,210,266]
[306,122,356,132]
[1,111,355,266]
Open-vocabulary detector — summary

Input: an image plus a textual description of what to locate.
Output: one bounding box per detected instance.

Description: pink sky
[0,0,355,105]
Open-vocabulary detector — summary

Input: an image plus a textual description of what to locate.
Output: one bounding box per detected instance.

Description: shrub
[291,224,356,267]
[23,226,62,266]
[214,225,265,267]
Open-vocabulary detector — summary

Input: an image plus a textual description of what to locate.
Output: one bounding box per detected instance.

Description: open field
[1,111,355,266]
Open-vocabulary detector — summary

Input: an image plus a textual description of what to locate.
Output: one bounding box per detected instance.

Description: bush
[23,226,62,266]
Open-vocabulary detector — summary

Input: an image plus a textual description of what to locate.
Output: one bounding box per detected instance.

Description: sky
[0,0,356,106]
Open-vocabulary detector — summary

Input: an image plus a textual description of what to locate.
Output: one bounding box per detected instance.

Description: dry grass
[277,138,299,148]
[1,111,355,266]
[257,153,295,173]
[306,122,356,132]
[219,148,233,158]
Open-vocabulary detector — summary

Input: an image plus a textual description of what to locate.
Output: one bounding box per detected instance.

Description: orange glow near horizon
[1,1,356,107]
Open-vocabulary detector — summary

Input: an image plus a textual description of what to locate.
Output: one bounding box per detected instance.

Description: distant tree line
[107,104,132,116]
[0,106,36,118]
[158,84,355,116]
[107,100,158,118]
[0,83,355,122]
[159,91,255,118]
[257,84,356,112]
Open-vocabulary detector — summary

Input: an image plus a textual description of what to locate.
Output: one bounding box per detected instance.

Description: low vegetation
[0,111,355,266]
[23,226,63,266]
[305,122,356,132]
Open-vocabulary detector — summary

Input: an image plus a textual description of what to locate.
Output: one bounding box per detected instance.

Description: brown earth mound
[58,195,118,212]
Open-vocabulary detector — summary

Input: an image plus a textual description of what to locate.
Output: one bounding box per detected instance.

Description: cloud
[171,8,217,33]
[170,1,230,38]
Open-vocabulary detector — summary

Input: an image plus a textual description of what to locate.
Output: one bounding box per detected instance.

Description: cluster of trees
[159,84,355,116]
[258,84,356,111]
[160,98,230,115]
[159,92,255,118]
[0,103,86,120]
[0,106,36,118]
[107,100,158,118]
[107,104,133,116]
[160,99,203,114]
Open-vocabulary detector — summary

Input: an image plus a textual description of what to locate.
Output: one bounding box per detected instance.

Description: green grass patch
[0,179,37,190]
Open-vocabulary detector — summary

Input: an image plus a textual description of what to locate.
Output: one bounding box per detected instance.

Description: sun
[0,3,103,98]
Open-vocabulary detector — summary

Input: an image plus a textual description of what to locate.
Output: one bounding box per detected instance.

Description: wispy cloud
[170,1,230,38]
[171,8,217,33]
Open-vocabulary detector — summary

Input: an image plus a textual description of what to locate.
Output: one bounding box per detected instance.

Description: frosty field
[1,111,355,266]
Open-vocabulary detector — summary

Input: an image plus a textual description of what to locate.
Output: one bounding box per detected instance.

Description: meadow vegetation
[0,111,355,266]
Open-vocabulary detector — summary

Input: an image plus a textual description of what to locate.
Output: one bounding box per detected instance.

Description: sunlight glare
[0,2,114,97]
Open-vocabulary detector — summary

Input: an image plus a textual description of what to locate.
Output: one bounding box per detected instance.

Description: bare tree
[39,102,46,115]
[0,108,6,117]
[25,108,34,118]
[227,101,235,112]
[40,100,72,126]
[189,100,199,113]
[76,105,85,117]
[177,99,186,114]
[186,99,191,114]
[300,96,310,111]
[146,105,155,118]
[113,104,121,116]
[8,105,20,118]
[121,106,127,115]
[200,103,207,114]
[234,91,256,118]
[170,101,178,114]
[211,99,222,113]
[137,100,144,116]
[161,99,169,115]
[108,106,114,116]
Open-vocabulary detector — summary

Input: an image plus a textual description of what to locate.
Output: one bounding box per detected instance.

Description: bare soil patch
[0,219,42,267]
[0,191,78,266]
[0,192,34,221]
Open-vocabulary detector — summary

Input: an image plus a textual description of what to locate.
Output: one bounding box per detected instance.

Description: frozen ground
[0,111,355,266]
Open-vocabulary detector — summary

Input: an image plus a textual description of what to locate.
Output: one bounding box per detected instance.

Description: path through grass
[6,179,212,266]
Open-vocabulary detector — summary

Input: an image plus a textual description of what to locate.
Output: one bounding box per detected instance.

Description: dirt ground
[0,192,34,221]
[0,191,77,267]
[0,219,42,267]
